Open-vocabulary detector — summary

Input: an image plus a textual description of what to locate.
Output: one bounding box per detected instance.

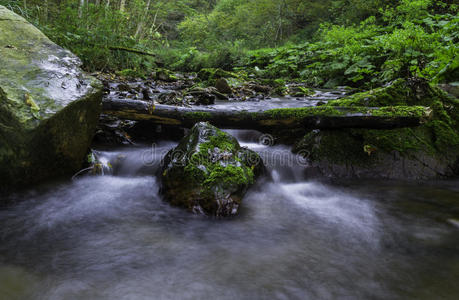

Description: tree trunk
[43,0,48,22]
[102,99,431,131]
[135,0,152,40]
[119,0,126,12]
[78,0,85,18]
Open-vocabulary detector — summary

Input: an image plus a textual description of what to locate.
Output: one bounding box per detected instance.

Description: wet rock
[152,68,178,82]
[0,6,102,191]
[438,83,459,98]
[215,78,232,94]
[0,265,39,299]
[293,81,459,180]
[288,85,313,97]
[93,115,134,145]
[197,68,238,82]
[207,87,229,100]
[157,91,183,105]
[249,83,271,94]
[160,122,264,216]
[72,150,127,179]
[117,83,132,92]
[447,219,459,229]
[186,88,218,105]
[142,88,151,100]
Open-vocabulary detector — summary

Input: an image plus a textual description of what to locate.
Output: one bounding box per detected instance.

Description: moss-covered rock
[288,85,314,97]
[160,122,264,216]
[326,79,442,107]
[294,79,459,179]
[151,68,178,82]
[197,68,240,82]
[0,6,102,191]
[214,78,232,94]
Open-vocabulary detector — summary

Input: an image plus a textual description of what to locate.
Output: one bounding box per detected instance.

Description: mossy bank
[294,79,459,179]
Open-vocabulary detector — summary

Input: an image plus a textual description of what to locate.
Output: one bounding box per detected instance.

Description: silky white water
[1,131,459,300]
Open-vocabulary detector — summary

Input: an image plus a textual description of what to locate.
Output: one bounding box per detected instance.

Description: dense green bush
[241,0,458,88]
[1,0,456,86]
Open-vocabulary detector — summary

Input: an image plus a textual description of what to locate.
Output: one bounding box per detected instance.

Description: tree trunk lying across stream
[102,98,431,131]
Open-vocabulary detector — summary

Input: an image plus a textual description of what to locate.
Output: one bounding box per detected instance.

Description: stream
[1,129,459,300]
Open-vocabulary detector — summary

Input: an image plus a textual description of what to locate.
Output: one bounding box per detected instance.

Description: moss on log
[102,98,431,131]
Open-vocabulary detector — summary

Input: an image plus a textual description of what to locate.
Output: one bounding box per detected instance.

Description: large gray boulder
[0,6,102,190]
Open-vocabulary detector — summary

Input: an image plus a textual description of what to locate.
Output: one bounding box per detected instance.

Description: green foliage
[0,0,195,71]
[1,0,457,84]
[241,2,458,88]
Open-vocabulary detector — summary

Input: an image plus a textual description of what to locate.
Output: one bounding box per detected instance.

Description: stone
[292,80,459,180]
[0,6,102,191]
[160,122,264,216]
[215,78,232,94]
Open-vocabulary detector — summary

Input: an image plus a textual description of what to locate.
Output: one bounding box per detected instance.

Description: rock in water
[215,78,232,94]
[160,122,264,216]
[0,6,102,191]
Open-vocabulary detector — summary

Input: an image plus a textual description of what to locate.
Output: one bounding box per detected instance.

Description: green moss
[265,106,345,118]
[303,130,368,165]
[428,120,459,151]
[326,79,431,107]
[197,68,240,81]
[263,105,429,119]
[161,122,262,215]
[183,164,207,182]
[370,106,428,118]
[181,128,254,192]
[152,68,178,82]
[289,86,314,97]
[200,131,239,153]
[256,78,288,95]
[296,126,438,167]
[204,164,254,188]
[115,68,147,79]
[183,111,213,121]
[360,127,434,154]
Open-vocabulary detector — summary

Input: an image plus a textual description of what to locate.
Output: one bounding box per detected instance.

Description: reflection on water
[1,132,459,300]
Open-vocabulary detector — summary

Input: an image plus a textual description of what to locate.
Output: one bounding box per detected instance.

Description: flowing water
[1,130,459,300]
[107,79,349,111]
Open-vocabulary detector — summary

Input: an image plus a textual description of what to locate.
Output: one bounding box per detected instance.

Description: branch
[108,46,156,57]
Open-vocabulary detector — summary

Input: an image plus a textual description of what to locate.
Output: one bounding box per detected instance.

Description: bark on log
[102,98,431,131]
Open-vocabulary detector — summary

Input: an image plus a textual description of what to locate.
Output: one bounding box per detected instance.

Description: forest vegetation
[1,0,457,88]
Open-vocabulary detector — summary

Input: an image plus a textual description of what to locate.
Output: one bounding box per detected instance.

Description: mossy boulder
[197,68,239,82]
[294,79,459,179]
[215,78,232,94]
[151,68,178,82]
[197,68,246,89]
[160,122,264,216]
[288,85,314,97]
[0,6,102,191]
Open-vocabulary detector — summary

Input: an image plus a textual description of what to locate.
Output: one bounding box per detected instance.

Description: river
[1,129,458,300]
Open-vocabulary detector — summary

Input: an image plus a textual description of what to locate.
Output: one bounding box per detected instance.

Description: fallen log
[102,98,431,131]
